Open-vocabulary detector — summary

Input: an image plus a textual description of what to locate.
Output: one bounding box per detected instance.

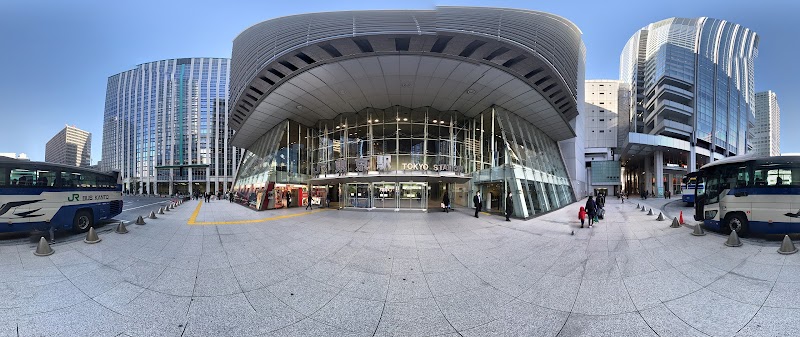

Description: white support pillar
[689,146,697,173]
[644,155,653,196]
[654,150,664,197]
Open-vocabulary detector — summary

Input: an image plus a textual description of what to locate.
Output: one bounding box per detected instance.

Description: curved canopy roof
[229,7,584,148]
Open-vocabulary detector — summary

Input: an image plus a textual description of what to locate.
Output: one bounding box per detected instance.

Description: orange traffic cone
[679,211,684,224]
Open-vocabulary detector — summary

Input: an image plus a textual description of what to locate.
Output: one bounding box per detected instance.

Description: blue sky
[1,0,798,163]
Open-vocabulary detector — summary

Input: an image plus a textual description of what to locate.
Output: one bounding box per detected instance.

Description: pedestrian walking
[286,191,291,208]
[579,206,586,228]
[505,192,513,221]
[585,196,597,228]
[306,192,313,210]
[442,192,450,213]
[473,191,482,218]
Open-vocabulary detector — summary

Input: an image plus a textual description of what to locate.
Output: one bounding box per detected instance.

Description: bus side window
[0,167,7,187]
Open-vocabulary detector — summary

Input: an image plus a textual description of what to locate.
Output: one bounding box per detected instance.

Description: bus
[681,176,704,205]
[692,154,800,236]
[0,157,123,234]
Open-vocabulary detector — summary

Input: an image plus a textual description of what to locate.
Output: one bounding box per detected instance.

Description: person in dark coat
[473,192,482,218]
[442,192,450,213]
[585,196,597,228]
[306,192,313,210]
[505,192,514,221]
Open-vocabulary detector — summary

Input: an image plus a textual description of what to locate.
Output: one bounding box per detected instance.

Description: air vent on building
[353,39,374,53]
[295,52,315,64]
[320,44,343,57]
[558,102,570,110]
[259,76,275,86]
[534,76,551,86]
[267,69,285,78]
[238,104,250,112]
[554,97,566,105]
[549,90,562,99]
[241,99,254,108]
[248,86,264,96]
[524,68,543,79]
[459,40,486,57]
[484,47,510,61]
[542,83,557,92]
[278,61,298,71]
[395,38,410,51]
[430,36,453,53]
[502,55,526,68]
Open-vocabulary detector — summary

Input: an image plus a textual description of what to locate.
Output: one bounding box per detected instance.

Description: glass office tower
[619,18,758,196]
[101,58,243,195]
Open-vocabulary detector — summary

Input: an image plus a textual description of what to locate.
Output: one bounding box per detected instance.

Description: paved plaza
[1,197,799,336]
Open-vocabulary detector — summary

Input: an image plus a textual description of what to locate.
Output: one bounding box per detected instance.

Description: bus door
[689,172,705,221]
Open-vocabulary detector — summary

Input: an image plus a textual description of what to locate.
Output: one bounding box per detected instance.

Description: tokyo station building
[228,7,587,218]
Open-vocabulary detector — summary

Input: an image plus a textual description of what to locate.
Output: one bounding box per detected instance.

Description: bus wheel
[73,210,93,233]
[727,213,749,236]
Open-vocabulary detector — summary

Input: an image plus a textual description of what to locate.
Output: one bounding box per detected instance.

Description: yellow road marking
[187,201,330,225]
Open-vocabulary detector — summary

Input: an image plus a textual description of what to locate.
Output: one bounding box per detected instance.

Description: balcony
[645,99,693,125]
[652,119,692,140]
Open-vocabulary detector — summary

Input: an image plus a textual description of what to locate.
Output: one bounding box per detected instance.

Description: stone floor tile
[664,288,760,336]
[374,297,456,336]
[518,273,580,312]
[557,312,657,337]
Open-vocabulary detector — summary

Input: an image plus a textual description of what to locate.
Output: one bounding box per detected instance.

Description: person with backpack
[585,196,597,228]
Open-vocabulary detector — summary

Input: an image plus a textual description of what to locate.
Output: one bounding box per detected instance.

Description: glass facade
[620,17,758,156]
[101,58,243,195]
[233,106,574,217]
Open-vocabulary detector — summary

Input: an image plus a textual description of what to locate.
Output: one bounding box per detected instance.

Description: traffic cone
[135,216,146,225]
[647,209,653,216]
[115,222,128,234]
[641,207,646,212]
[636,203,640,209]
[656,212,665,221]
[84,227,101,244]
[679,211,685,224]
[158,207,164,215]
[724,230,742,247]
[165,204,171,211]
[691,223,706,236]
[670,217,681,228]
[34,237,54,256]
[149,211,157,219]
[777,235,797,255]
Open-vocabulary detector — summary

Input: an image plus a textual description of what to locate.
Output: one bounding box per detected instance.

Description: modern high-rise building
[227,7,587,216]
[45,125,91,167]
[584,80,629,195]
[619,17,758,196]
[101,58,243,195]
[753,91,780,156]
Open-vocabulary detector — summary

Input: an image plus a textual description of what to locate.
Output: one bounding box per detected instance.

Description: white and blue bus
[0,157,123,233]
[681,176,704,205]
[692,154,800,236]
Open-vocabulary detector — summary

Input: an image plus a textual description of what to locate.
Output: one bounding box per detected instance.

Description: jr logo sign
[68,194,80,202]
